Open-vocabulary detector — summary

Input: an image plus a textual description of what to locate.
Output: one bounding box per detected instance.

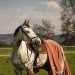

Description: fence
[62,46,75,51]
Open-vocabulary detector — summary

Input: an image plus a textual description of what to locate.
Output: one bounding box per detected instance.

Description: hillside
[0,34,65,43]
[0,34,13,42]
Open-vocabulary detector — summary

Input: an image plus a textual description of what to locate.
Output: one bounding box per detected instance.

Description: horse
[11,20,50,75]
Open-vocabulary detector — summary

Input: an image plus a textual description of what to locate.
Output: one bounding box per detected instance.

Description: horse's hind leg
[14,67,22,75]
[48,71,52,75]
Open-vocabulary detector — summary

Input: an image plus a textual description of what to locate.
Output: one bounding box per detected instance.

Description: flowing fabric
[42,39,71,75]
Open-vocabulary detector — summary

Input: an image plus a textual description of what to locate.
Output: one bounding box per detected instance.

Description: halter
[21,25,39,63]
[21,25,38,43]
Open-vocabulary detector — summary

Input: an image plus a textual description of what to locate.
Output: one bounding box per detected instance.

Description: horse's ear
[26,19,30,27]
[23,19,27,26]
[27,20,29,25]
[22,19,30,27]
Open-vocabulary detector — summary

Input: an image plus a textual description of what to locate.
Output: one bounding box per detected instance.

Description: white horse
[11,19,66,75]
[11,20,49,75]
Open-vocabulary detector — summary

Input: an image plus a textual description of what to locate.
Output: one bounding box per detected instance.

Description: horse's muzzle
[31,37,41,51]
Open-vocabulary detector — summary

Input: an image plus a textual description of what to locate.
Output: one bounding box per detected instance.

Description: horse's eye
[26,31,29,33]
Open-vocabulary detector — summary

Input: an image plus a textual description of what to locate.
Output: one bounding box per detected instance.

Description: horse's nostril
[39,41,41,44]
[37,38,41,44]
[37,41,40,44]
[37,41,41,46]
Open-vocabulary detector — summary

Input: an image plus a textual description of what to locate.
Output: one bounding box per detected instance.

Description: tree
[33,19,55,39]
[0,41,8,47]
[60,0,75,45]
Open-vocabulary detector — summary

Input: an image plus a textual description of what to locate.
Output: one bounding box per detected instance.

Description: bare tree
[60,0,75,45]
[33,19,55,39]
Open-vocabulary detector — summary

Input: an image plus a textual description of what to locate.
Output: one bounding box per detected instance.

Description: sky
[0,0,62,34]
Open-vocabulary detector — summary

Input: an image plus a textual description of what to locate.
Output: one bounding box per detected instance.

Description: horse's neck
[18,41,28,56]
[18,40,35,63]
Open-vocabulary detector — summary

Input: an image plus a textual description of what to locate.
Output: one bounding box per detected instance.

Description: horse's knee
[26,62,35,75]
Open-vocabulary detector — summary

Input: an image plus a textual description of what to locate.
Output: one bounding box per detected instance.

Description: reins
[21,26,33,63]
[20,25,41,64]
[27,48,32,62]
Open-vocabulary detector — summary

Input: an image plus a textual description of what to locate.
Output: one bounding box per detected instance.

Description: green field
[0,48,75,75]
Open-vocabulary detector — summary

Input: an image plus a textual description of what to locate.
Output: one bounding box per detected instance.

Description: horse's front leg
[26,62,35,75]
[14,67,22,75]
[27,69,34,75]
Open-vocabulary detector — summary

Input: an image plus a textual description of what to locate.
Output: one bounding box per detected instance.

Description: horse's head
[21,19,41,49]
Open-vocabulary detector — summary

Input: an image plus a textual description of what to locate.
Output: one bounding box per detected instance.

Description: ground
[0,48,75,75]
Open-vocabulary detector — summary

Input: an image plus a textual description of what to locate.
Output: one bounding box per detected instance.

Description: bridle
[20,25,40,63]
[21,25,38,43]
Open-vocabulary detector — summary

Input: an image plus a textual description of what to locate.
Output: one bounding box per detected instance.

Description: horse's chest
[18,41,35,63]
[18,42,28,63]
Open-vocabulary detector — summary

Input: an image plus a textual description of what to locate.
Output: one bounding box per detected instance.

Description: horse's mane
[14,26,21,36]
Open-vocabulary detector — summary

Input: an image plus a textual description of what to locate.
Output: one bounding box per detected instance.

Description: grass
[0,56,48,75]
[65,53,75,75]
[0,48,75,75]
[0,48,12,55]
[0,57,15,75]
